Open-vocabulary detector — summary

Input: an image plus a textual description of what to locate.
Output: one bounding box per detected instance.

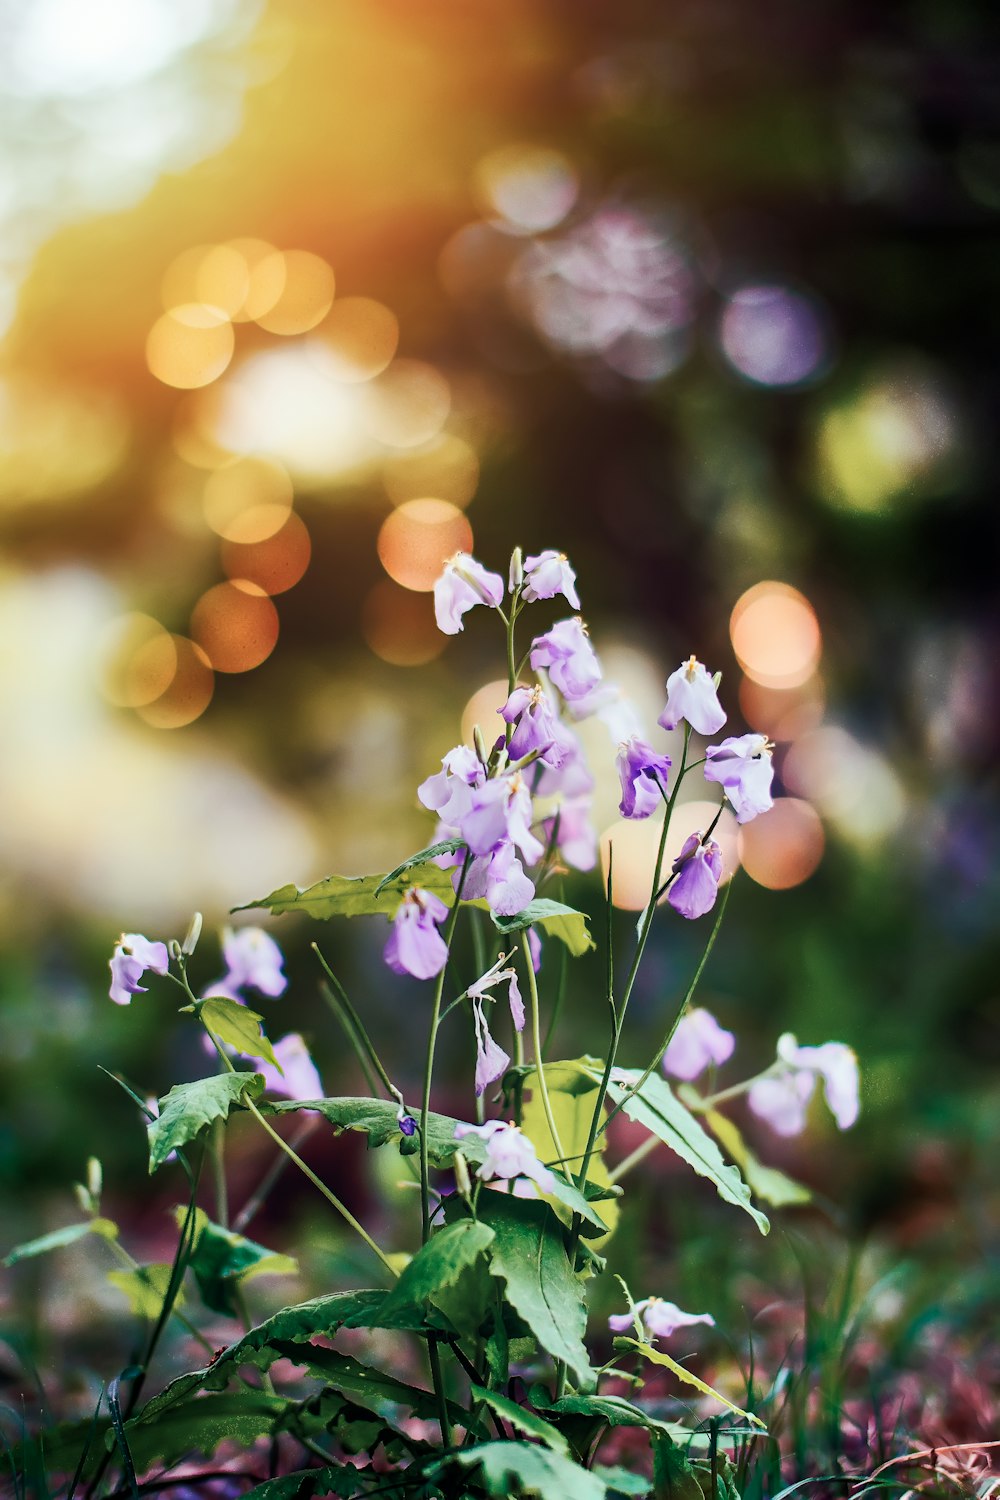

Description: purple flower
[532,717,595,800]
[109,933,169,1005]
[616,735,672,819]
[434,552,504,635]
[384,887,450,979]
[454,1119,555,1195]
[468,954,525,1031]
[663,1007,735,1080]
[471,1000,511,1096]
[253,1033,323,1101]
[609,1296,716,1342]
[462,842,536,917]
[775,1033,859,1130]
[526,928,542,973]
[418,743,485,826]
[211,927,287,1000]
[521,550,580,609]
[747,1070,815,1137]
[397,1107,417,1137]
[460,772,545,867]
[501,685,567,767]
[542,794,597,871]
[704,733,774,824]
[568,681,644,743]
[658,657,727,737]
[666,833,723,920]
[529,618,602,702]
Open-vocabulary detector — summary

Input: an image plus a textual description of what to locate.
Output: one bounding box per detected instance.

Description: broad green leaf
[122,1391,289,1471]
[3,1219,114,1267]
[148,1072,265,1172]
[373,837,466,895]
[236,864,456,922]
[183,1207,297,1315]
[265,1095,485,1169]
[477,1194,594,1388]
[132,1289,389,1417]
[520,1062,617,1240]
[598,1068,769,1235]
[704,1109,812,1208]
[451,1440,606,1500]
[620,1339,766,1429]
[651,1434,704,1500]
[593,1466,652,1497]
[469,1385,568,1455]
[376,1219,495,1328]
[540,1392,693,1442]
[201,997,279,1071]
[491,899,595,956]
[107,1263,182,1319]
[242,1466,377,1500]
[266,1341,464,1425]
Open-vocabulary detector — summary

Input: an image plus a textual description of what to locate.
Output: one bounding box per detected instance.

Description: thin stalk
[521,931,566,1166]
[420,856,471,1243]
[211,1118,228,1228]
[607,1133,658,1185]
[540,896,569,1057]
[102,1235,214,1355]
[232,1117,320,1233]
[313,945,399,1101]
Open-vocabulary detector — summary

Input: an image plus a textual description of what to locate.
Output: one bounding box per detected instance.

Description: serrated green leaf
[107,1263,182,1319]
[182,1208,297,1315]
[540,1392,692,1441]
[4,1221,97,1266]
[598,1068,769,1235]
[490,899,595,956]
[266,1341,464,1425]
[242,1466,372,1500]
[621,1339,766,1429]
[264,1095,485,1169]
[201,997,279,1071]
[451,1440,607,1500]
[373,838,466,895]
[148,1072,265,1172]
[122,1391,289,1471]
[477,1194,594,1388]
[469,1385,569,1455]
[703,1110,812,1208]
[376,1219,495,1328]
[236,863,457,922]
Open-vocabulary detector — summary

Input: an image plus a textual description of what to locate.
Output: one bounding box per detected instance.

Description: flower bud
[73,1182,93,1216]
[452,1148,472,1200]
[508,546,524,592]
[168,938,183,962]
[87,1156,103,1203]
[181,911,203,956]
[473,724,489,767]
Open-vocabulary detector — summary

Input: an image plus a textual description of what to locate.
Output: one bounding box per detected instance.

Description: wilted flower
[468,953,525,1031]
[471,1001,511,1096]
[521,550,580,609]
[616,734,672,819]
[434,552,504,635]
[658,657,727,737]
[749,1032,859,1135]
[609,1296,716,1341]
[253,1033,323,1101]
[704,733,774,824]
[529,618,602,702]
[663,1007,735,1081]
[454,1119,555,1195]
[666,833,723,920]
[109,933,169,1005]
[384,888,450,980]
[206,927,287,1003]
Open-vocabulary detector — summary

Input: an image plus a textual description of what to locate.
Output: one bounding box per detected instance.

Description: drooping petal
[109,947,147,1005]
[384,890,449,980]
[748,1070,815,1136]
[704,733,774,824]
[529,618,603,702]
[120,934,170,974]
[434,553,505,634]
[662,1008,735,1081]
[522,550,580,609]
[642,1298,716,1340]
[666,834,723,920]
[473,998,511,1096]
[616,735,672,819]
[658,657,727,736]
[254,1033,323,1101]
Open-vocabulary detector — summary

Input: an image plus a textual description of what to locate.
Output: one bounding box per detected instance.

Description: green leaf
[266,1341,464,1425]
[703,1109,812,1208]
[3,1220,105,1267]
[477,1194,594,1388]
[469,1385,569,1455]
[265,1095,480,1168]
[122,1391,289,1471]
[148,1072,265,1172]
[107,1263,182,1319]
[519,1061,616,1238]
[183,1208,297,1315]
[540,1392,692,1441]
[593,1466,652,1497]
[373,837,466,895]
[620,1339,766,1429]
[490,899,595,956]
[242,1466,376,1500]
[599,1069,769,1235]
[236,863,456,922]
[651,1433,705,1500]
[200,997,279,1071]
[451,1440,607,1500]
[376,1219,495,1328]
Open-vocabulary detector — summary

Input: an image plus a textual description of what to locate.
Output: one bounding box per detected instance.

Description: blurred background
[1,0,997,1447]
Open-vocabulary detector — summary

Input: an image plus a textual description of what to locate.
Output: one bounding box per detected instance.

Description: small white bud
[473,725,489,766]
[181,911,203,956]
[453,1149,472,1200]
[86,1157,103,1202]
[168,938,182,962]
[73,1182,93,1216]
[508,547,524,592]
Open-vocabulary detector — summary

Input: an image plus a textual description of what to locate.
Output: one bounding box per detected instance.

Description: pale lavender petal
[506,973,525,1032]
[608,1312,637,1333]
[121,934,169,974]
[220,927,287,998]
[666,836,723,920]
[616,735,672,819]
[434,553,504,634]
[384,891,449,980]
[109,948,146,1005]
[473,998,511,1096]
[704,733,774,824]
[522,550,580,609]
[529,618,603,702]
[748,1071,815,1136]
[658,658,727,736]
[663,1008,735,1081]
[642,1299,716,1340]
[255,1033,323,1101]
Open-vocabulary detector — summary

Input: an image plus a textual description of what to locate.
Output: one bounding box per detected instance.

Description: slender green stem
[102,1236,214,1354]
[232,1117,320,1233]
[313,945,400,1103]
[692,1062,781,1114]
[420,857,470,1243]
[607,1133,658,1185]
[521,932,566,1167]
[427,1339,452,1448]
[211,1118,228,1228]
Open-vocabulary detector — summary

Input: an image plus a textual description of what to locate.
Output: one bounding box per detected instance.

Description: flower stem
[521,931,566,1167]
[420,856,470,1243]
[606,1134,658,1185]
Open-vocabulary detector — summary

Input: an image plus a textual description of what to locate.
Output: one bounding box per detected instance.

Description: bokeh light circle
[319,297,399,382]
[383,434,480,509]
[362,581,446,666]
[719,284,828,388]
[376,499,472,591]
[730,581,821,688]
[737,798,824,889]
[461,679,510,749]
[221,512,311,595]
[367,360,451,448]
[254,250,335,335]
[97,613,177,708]
[202,456,294,542]
[599,800,739,912]
[474,143,579,234]
[191,581,280,673]
[135,636,215,729]
[146,304,234,389]
[739,674,825,742]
